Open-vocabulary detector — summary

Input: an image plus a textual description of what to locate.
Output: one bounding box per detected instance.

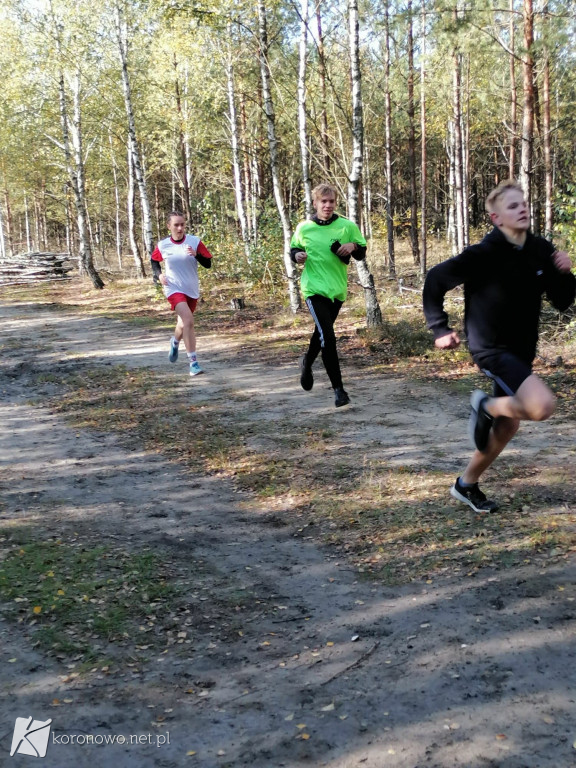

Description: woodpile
[0,252,77,285]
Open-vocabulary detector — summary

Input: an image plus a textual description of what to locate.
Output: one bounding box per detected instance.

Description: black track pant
[305,294,344,389]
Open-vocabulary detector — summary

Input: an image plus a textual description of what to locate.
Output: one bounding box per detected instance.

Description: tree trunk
[173,55,192,222]
[64,185,72,259]
[447,125,457,256]
[347,0,382,327]
[3,190,14,257]
[420,0,427,278]
[519,0,535,212]
[508,0,517,178]
[542,55,552,235]
[109,132,122,269]
[226,38,251,257]
[48,1,104,291]
[462,55,470,247]
[257,0,301,312]
[407,1,420,266]
[315,0,330,176]
[362,146,372,241]
[239,94,255,244]
[452,51,465,254]
[298,0,312,216]
[70,73,104,286]
[127,144,145,275]
[115,1,154,262]
[24,194,31,253]
[0,200,5,258]
[383,0,395,278]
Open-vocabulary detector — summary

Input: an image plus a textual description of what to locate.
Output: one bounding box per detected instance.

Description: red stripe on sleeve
[151,246,163,262]
[196,241,213,259]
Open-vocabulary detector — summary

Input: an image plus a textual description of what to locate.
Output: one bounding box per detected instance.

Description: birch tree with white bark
[257,0,301,312]
[347,0,382,327]
[114,0,153,267]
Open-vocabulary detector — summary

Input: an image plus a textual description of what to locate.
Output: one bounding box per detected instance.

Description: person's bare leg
[461,415,520,485]
[484,374,556,422]
[174,303,196,354]
[173,316,184,344]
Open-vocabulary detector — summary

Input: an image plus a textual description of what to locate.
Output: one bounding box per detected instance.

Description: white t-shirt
[152,234,204,299]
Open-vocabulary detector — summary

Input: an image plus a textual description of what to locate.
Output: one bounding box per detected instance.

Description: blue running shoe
[189,361,204,376]
[169,338,179,363]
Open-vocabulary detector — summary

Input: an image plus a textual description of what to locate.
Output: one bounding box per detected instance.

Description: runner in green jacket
[291,183,367,407]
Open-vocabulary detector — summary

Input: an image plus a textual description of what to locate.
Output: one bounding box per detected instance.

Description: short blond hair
[485,180,524,214]
[312,183,337,201]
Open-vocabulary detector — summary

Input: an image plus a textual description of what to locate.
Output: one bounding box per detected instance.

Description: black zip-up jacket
[423,227,575,363]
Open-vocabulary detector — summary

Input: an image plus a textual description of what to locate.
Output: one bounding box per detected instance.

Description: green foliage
[553,184,576,251]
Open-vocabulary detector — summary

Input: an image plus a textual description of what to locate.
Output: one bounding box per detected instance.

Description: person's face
[168,215,186,240]
[313,194,336,221]
[490,189,529,232]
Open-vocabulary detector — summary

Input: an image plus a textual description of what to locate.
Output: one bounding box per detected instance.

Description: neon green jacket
[290,215,367,302]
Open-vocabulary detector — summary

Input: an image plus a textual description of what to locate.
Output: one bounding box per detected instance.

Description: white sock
[171,336,180,347]
[187,352,197,362]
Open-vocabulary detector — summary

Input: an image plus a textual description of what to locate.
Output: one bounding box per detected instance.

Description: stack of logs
[0,252,77,285]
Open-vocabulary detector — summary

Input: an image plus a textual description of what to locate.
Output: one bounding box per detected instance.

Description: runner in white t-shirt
[151,212,213,376]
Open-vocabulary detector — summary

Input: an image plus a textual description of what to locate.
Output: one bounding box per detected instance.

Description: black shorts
[473,352,533,397]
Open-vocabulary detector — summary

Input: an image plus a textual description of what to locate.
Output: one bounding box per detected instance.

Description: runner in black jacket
[423,180,575,512]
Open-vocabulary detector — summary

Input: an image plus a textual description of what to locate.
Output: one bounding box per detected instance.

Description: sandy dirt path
[1,300,576,768]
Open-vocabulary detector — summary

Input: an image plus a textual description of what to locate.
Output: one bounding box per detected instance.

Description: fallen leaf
[186,750,197,756]
[296,723,307,730]
[326,641,334,647]
[284,713,294,722]
[496,734,507,741]
[33,606,42,615]
[300,733,310,740]
[320,702,335,712]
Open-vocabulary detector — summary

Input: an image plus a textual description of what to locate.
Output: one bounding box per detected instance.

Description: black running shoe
[300,354,314,391]
[469,389,494,452]
[334,387,350,408]
[450,476,499,513]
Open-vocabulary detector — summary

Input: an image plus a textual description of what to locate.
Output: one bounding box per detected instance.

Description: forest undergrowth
[5,260,576,587]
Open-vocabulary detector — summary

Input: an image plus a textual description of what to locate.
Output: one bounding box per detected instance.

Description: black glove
[330,240,350,264]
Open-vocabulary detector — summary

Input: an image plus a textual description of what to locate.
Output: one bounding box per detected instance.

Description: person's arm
[195,241,213,269]
[336,221,367,263]
[332,241,366,264]
[423,249,475,344]
[150,246,163,284]
[351,244,367,261]
[290,225,307,264]
[545,248,575,311]
[290,246,307,264]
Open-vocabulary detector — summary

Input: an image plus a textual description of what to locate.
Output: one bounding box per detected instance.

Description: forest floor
[1,278,576,768]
